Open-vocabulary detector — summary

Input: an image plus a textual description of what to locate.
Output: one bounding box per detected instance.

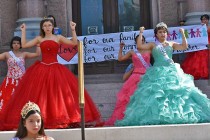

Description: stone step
[84,73,123,84]
[1,123,210,140]
[194,79,210,97]
[85,82,123,119]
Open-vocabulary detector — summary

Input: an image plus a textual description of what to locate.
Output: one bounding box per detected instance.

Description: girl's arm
[23,46,41,59]
[173,28,188,50]
[137,27,154,50]
[118,42,133,61]
[0,52,7,61]
[20,23,40,48]
[58,21,77,45]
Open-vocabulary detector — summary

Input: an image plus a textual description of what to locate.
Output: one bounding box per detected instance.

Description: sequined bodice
[152,45,173,66]
[40,40,59,64]
[7,57,25,79]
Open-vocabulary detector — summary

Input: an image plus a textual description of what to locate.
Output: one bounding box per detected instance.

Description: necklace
[160,41,168,46]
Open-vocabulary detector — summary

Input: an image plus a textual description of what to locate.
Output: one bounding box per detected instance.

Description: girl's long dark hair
[47,15,57,27]
[15,110,45,139]
[40,18,54,37]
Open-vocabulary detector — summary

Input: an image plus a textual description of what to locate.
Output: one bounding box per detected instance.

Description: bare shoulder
[56,34,63,41]
[149,42,156,48]
[3,52,10,58]
[36,36,43,43]
[56,34,63,39]
[4,51,9,55]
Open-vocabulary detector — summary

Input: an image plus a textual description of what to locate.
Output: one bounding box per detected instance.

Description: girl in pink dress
[0,36,40,112]
[105,35,151,126]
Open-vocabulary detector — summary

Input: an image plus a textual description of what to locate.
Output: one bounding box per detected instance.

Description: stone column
[18,0,45,18]
[185,0,210,25]
[0,0,17,46]
[150,0,160,28]
[15,0,46,68]
[14,0,46,39]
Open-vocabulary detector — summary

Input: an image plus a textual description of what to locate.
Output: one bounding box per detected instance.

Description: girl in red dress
[0,36,40,112]
[181,14,210,80]
[0,18,102,130]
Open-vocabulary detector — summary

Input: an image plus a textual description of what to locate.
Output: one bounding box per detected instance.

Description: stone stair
[194,79,210,97]
[84,74,123,120]
[84,74,210,121]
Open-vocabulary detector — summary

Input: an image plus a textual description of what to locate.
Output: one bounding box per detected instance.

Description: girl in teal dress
[115,22,210,126]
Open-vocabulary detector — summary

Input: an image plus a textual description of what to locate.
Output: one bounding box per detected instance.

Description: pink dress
[0,57,25,111]
[105,52,151,126]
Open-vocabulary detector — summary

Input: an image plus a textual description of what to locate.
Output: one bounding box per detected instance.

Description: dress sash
[155,41,174,64]
[135,51,151,69]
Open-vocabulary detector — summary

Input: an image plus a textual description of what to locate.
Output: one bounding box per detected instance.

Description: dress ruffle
[181,50,209,80]
[105,53,150,126]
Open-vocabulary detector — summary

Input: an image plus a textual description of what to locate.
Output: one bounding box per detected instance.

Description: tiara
[21,101,40,119]
[43,17,54,21]
[156,22,167,28]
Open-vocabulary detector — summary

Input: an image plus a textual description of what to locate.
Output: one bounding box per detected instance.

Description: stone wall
[0,1,17,46]
[46,0,68,36]
[159,0,179,26]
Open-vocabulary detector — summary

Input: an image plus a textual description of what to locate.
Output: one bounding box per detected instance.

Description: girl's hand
[70,21,76,31]
[179,28,184,34]
[139,26,145,33]
[120,42,125,49]
[20,24,26,31]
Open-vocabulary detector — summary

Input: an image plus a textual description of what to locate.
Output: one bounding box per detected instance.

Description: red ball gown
[0,40,102,130]
[181,29,210,80]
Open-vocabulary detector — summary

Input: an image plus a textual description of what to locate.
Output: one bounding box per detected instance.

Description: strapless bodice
[40,40,59,64]
[152,45,173,66]
[132,52,151,74]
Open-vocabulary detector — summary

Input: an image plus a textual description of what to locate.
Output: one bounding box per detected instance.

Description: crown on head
[43,16,50,19]
[42,17,54,21]
[21,101,40,119]
[156,22,167,28]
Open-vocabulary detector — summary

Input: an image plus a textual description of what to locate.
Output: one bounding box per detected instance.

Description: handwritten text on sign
[57,25,208,64]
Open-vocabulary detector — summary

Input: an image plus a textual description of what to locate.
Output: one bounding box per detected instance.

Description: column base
[185,12,210,25]
[14,17,42,39]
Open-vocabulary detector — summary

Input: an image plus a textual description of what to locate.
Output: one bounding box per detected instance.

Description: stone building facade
[0,0,209,73]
